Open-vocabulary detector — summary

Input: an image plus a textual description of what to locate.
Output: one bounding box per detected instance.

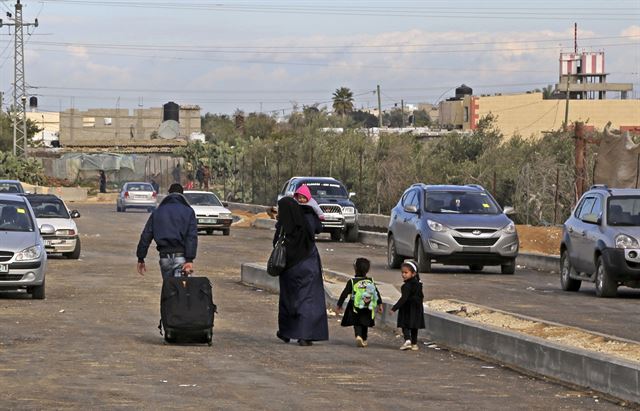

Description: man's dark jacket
[136,193,198,263]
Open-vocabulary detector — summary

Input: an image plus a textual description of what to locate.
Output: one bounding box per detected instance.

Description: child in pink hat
[294,184,325,221]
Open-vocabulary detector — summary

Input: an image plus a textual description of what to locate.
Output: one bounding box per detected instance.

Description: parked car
[560,185,640,298]
[0,193,50,299]
[277,177,359,242]
[183,190,233,235]
[0,180,25,194]
[387,184,518,274]
[24,194,81,259]
[116,182,157,212]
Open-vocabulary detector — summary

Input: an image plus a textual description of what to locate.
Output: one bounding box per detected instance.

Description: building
[437,52,639,138]
[58,103,201,147]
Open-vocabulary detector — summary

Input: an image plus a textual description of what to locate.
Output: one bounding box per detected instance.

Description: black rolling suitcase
[159,275,217,346]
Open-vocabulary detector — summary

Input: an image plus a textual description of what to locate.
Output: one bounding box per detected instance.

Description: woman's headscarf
[277,196,314,268]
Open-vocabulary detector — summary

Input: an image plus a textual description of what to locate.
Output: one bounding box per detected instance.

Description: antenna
[574,22,578,53]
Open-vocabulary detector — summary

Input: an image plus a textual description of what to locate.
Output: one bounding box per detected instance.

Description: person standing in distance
[136,183,198,279]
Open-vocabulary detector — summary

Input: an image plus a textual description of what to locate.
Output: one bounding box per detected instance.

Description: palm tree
[332,87,354,117]
[542,84,555,99]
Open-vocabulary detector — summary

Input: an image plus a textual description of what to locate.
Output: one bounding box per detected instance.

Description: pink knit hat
[294,184,312,202]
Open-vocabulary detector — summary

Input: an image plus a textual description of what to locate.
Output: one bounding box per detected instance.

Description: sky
[0,0,638,115]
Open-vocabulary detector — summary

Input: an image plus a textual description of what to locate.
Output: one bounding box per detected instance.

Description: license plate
[463,246,491,253]
[134,195,145,200]
[0,264,8,273]
[199,218,217,224]
[44,240,52,246]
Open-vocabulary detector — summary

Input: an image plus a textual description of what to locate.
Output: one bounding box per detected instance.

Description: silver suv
[387,184,519,274]
[560,185,640,297]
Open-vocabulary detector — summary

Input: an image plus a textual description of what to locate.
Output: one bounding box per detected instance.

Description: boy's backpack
[352,278,379,317]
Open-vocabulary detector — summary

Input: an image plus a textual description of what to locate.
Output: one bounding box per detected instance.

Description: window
[424,191,500,214]
[26,197,70,219]
[0,200,34,232]
[402,191,416,207]
[184,193,222,207]
[577,197,596,220]
[607,196,640,226]
[590,196,602,217]
[409,190,420,208]
[126,183,154,192]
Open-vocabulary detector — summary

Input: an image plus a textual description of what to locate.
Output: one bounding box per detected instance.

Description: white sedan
[183,191,233,235]
[24,194,81,259]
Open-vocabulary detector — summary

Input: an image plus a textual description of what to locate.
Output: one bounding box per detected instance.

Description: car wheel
[222,229,230,236]
[387,235,403,269]
[122,206,126,212]
[65,238,81,260]
[330,230,342,241]
[31,278,45,300]
[345,223,359,243]
[560,249,581,291]
[469,264,484,272]
[116,204,121,212]
[415,238,431,273]
[595,256,617,298]
[205,229,214,235]
[501,258,516,275]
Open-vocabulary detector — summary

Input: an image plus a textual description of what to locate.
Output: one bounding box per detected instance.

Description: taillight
[124,191,129,198]
[152,191,157,199]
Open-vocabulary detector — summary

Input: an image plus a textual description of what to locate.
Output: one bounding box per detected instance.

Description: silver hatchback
[0,194,51,299]
[116,182,157,212]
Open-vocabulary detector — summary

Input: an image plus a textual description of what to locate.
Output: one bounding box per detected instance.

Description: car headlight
[342,207,355,215]
[615,234,640,249]
[427,219,446,232]
[219,213,232,219]
[503,222,516,234]
[15,245,43,261]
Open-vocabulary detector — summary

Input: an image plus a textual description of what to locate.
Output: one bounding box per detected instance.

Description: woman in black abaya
[274,196,328,346]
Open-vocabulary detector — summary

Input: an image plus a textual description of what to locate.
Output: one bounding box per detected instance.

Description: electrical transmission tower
[0,0,38,157]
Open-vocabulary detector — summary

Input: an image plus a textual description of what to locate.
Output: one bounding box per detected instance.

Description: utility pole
[401,99,405,128]
[1,0,38,157]
[376,85,382,128]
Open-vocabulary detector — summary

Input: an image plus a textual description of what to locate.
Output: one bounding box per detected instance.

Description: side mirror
[222,202,228,207]
[70,210,81,219]
[404,205,419,214]
[349,192,356,199]
[40,224,55,235]
[503,206,515,215]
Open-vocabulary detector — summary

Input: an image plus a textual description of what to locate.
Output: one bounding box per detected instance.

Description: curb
[240,263,640,405]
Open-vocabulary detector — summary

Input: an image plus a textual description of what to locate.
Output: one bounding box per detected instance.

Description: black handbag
[267,227,286,277]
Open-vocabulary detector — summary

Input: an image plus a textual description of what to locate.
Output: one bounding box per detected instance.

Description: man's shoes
[411,344,419,351]
[297,339,313,346]
[400,340,412,350]
[356,336,365,347]
[276,331,290,343]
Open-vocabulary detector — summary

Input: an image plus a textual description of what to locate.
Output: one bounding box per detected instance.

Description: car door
[571,195,597,273]
[394,190,417,255]
[579,194,604,274]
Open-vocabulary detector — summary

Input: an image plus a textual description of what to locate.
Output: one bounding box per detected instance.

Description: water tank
[163,101,180,123]
[455,84,473,99]
[29,96,38,108]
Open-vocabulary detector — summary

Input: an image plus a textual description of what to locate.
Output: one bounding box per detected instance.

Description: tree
[542,84,555,99]
[350,110,378,128]
[332,87,354,117]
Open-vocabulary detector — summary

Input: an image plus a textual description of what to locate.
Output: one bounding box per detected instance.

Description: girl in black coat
[336,258,382,348]
[391,260,425,351]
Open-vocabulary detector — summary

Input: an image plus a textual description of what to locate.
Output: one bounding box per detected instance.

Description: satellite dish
[157,120,180,139]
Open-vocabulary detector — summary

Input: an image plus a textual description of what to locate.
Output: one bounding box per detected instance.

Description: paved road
[0,203,628,409]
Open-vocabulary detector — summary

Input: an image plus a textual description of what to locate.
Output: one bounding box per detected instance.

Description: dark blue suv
[387,184,519,273]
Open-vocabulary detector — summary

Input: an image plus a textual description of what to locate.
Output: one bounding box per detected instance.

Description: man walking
[136,183,198,279]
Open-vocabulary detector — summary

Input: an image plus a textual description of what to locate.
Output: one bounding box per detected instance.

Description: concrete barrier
[517,252,560,272]
[358,213,389,232]
[227,202,272,215]
[26,185,89,202]
[240,262,639,405]
[253,218,276,230]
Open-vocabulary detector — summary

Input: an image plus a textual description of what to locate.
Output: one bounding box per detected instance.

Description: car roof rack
[589,184,609,191]
[465,184,485,191]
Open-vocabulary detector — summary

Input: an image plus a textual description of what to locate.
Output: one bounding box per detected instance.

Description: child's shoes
[400,340,412,350]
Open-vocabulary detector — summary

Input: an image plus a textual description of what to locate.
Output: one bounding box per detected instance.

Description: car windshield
[0,200,34,231]
[424,191,501,214]
[184,193,222,207]
[27,198,70,219]
[302,182,348,198]
[607,196,640,226]
[0,182,23,194]
[126,183,154,192]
